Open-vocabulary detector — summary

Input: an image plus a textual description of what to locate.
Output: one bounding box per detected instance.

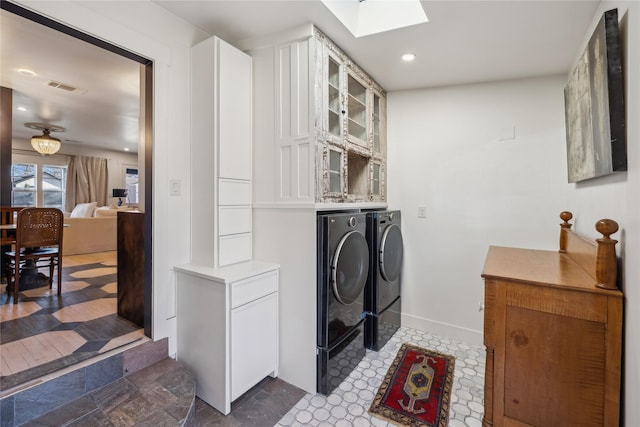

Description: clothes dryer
[317,211,369,395]
[365,210,403,351]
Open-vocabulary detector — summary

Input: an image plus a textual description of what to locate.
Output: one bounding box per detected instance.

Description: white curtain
[66,155,109,208]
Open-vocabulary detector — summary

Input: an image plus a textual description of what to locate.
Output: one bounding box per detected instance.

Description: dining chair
[4,207,64,303]
[0,206,24,246]
[1,206,25,284]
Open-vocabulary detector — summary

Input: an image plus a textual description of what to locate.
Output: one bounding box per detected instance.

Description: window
[11,163,36,207]
[11,163,67,209]
[125,168,139,204]
[43,166,66,210]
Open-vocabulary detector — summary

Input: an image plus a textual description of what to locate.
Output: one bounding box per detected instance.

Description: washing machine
[365,210,403,351]
[317,211,369,395]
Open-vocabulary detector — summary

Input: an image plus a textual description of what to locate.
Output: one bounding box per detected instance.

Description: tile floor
[197,325,485,426]
[0,251,144,392]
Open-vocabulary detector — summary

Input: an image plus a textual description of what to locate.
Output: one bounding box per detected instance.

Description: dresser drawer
[230,270,278,309]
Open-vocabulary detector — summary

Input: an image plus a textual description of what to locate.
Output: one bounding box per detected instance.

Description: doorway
[0,1,153,389]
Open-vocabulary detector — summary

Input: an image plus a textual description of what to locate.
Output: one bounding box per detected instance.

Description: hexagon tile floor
[276,326,485,427]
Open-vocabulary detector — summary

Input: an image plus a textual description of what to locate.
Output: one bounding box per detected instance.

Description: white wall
[388,75,571,344]
[388,2,639,423]
[17,0,208,356]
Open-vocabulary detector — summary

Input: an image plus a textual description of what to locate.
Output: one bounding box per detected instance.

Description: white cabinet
[175,261,279,415]
[191,36,252,268]
[249,26,386,205]
[231,292,278,400]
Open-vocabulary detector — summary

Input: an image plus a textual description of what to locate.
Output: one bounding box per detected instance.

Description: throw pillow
[70,202,98,218]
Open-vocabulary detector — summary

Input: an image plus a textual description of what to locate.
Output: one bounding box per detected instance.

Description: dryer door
[331,230,369,305]
[380,224,403,282]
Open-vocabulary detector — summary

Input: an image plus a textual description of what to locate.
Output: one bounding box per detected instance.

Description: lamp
[112,189,128,206]
[25,122,65,156]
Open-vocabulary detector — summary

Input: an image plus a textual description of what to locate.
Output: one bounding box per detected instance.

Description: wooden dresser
[481,212,622,427]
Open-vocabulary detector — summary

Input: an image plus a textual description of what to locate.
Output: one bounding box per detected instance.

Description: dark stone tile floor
[14,369,305,427]
[3,333,305,427]
[19,357,195,427]
[194,376,306,427]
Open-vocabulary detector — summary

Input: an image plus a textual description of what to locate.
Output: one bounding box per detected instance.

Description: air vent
[47,80,87,94]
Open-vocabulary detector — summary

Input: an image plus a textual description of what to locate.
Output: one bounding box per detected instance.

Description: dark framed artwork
[564,8,626,183]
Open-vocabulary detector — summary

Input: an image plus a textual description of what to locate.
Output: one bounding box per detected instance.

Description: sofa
[62,216,117,255]
[62,202,137,255]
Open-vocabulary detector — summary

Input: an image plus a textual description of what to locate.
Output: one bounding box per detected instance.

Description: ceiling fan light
[31,130,62,155]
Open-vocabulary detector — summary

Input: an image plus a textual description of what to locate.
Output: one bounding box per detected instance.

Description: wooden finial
[595,218,619,290]
[559,211,573,253]
[560,211,573,225]
[595,219,619,239]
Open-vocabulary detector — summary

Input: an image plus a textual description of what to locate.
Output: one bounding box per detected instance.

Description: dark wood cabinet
[117,211,145,327]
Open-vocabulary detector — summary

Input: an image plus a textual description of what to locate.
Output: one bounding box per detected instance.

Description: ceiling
[1,7,141,153]
[1,0,601,154]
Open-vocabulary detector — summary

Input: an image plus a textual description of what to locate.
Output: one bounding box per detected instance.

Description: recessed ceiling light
[401,53,416,62]
[17,68,37,77]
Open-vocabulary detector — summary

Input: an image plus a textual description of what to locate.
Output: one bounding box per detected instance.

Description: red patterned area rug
[369,343,455,427]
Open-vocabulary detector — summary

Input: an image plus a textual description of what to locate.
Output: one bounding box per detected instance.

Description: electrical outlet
[418,206,427,218]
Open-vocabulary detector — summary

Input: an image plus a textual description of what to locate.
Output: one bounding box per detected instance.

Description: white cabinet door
[217,38,252,181]
[230,292,278,400]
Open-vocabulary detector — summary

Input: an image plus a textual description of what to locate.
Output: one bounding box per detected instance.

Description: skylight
[321,0,428,38]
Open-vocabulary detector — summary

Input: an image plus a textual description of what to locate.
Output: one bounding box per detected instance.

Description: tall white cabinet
[191,36,252,268]
[177,36,279,413]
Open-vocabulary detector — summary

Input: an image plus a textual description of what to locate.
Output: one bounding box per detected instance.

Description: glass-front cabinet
[318,28,386,203]
[328,149,342,195]
[346,73,368,147]
[372,92,382,155]
[327,55,342,140]
[371,162,382,197]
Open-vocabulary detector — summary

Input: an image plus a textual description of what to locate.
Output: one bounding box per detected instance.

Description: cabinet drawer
[219,179,251,205]
[219,206,252,235]
[218,233,252,267]
[231,270,278,309]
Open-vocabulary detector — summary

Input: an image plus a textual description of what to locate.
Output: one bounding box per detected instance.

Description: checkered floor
[277,326,485,427]
[0,251,143,392]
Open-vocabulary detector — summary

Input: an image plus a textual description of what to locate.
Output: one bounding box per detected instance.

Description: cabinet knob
[341,110,346,115]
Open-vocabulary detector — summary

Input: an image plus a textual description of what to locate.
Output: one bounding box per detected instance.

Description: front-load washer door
[331,230,369,305]
[380,224,403,282]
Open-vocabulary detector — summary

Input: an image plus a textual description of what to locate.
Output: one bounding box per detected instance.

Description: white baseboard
[401,313,483,346]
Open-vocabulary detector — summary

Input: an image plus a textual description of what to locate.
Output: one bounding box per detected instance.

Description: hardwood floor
[0,251,144,391]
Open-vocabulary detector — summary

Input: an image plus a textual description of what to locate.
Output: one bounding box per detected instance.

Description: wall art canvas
[564,8,626,183]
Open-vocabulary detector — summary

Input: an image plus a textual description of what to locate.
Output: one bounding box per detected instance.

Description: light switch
[170,179,181,196]
[418,206,427,218]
